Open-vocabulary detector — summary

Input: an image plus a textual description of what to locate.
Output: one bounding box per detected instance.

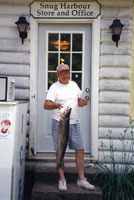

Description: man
[44,64,95,191]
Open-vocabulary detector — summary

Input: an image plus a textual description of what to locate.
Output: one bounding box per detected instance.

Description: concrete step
[23,161,102,200]
[30,165,102,200]
[34,164,99,184]
[32,182,102,200]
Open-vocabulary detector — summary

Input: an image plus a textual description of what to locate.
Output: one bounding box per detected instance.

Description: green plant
[94,122,134,200]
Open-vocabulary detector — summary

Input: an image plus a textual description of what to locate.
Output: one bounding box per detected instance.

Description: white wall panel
[99,115,130,127]
[100,67,130,79]
[0,27,30,40]
[0,15,29,27]
[101,30,132,43]
[100,55,131,67]
[99,91,130,103]
[0,64,30,76]
[99,103,130,115]
[0,4,29,15]
[101,18,132,31]
[100,43,131,55]
[99,127,133,139]
[100,79,130,91]
[101,7,132,18]
[13,77,30,89]
[15,89,30,100]
[0,39,30,52]
[0,52,30,64]
[99,151,134,164]
[99,139,133,151]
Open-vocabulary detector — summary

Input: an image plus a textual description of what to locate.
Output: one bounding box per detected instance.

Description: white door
[37,23,92,153]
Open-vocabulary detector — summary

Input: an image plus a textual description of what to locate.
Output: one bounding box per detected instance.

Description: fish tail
[56,162,64,170]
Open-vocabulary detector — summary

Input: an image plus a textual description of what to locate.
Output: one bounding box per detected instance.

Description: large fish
[56,107,71,170]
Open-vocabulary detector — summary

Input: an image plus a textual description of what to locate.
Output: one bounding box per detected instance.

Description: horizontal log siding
[99,3,133,166]
[0,4,30,100]
[99,127,133,139]
[0,3,30,153]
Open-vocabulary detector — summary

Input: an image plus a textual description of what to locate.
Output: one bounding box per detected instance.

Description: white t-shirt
[46,80,82,124]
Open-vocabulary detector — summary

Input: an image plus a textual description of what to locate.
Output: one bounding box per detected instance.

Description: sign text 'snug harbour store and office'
[30,1,101,18]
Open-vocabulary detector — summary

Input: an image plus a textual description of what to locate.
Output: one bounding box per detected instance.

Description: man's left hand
[78,98,88,107]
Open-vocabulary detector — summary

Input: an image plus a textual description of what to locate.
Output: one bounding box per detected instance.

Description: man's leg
[75,149,95,190]
[75,149,85,180]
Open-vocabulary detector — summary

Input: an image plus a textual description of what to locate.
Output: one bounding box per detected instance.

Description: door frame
[29,17,100,160]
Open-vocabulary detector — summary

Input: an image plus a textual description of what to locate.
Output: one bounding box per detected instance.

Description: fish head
[60,107,71,120]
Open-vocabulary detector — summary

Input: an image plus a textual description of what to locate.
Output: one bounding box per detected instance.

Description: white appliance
[0,77,15,101]
[0,101,27,200]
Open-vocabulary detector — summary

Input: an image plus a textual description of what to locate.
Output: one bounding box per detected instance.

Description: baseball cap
[56,64,70,73]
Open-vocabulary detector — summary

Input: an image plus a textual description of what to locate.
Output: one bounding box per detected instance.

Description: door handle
[85,88,90,93]
[85,96,89,100]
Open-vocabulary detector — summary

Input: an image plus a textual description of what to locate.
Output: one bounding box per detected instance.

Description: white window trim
[29,18,100,160]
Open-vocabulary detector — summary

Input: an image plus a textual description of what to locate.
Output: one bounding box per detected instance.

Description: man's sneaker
[58,179,67,191]
[77,177,95,190]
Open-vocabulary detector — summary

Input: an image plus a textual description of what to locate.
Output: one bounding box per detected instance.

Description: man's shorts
[51,119,84,151]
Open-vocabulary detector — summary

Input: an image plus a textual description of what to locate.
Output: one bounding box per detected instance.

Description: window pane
[72,53,82,71]
[60,34,70,51]
[60,53,70,66]
[72,34,82,51]
[48,53,58,70]
[48,34,59,51]
[72,73,82,89]
[48,72,57,89]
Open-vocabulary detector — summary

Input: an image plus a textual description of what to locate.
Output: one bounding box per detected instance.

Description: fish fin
[56,162,64,171]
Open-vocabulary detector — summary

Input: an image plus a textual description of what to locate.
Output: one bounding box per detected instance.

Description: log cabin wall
[0,3,30,155]
[98,0,133,167]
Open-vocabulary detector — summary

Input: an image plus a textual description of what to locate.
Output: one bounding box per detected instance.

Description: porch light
[15,16,29,44]
[109,18,124,47]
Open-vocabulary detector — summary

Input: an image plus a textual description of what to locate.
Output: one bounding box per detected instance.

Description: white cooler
[0,101,27,200]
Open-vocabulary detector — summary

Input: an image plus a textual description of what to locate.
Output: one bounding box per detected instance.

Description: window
[47,32,84,90]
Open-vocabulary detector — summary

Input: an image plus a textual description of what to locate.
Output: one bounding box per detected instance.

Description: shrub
[94,122,134,200]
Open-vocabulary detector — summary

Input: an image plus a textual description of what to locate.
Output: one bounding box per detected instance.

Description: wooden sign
[30,1,101,19]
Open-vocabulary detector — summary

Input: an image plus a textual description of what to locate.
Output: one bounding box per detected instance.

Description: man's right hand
[57,104,63,110]
[44,100,63,110]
